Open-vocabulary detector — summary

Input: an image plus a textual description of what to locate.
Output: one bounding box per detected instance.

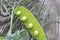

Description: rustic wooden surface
[43,0,60,40]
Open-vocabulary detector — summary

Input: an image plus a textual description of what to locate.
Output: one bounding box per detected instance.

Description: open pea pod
[14,6,47,40]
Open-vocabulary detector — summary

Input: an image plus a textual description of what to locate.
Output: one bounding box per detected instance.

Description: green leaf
[4,30,29,40]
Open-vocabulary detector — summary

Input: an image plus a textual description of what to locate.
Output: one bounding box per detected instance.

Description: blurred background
[0,0,60,40]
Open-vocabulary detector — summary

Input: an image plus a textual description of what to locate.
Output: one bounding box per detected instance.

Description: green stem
[9,7,14,32]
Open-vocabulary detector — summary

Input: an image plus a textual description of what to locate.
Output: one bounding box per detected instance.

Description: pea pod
[0,37,3,40]
[14,6,47,40]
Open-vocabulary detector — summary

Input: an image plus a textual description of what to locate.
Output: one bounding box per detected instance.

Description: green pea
[20,16,27,21]
[14,6,47,40]
[16,11,21,15]
[27,23,33,29]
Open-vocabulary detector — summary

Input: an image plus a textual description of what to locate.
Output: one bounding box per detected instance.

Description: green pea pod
[14,6,47,40]
[0,37,3,40]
